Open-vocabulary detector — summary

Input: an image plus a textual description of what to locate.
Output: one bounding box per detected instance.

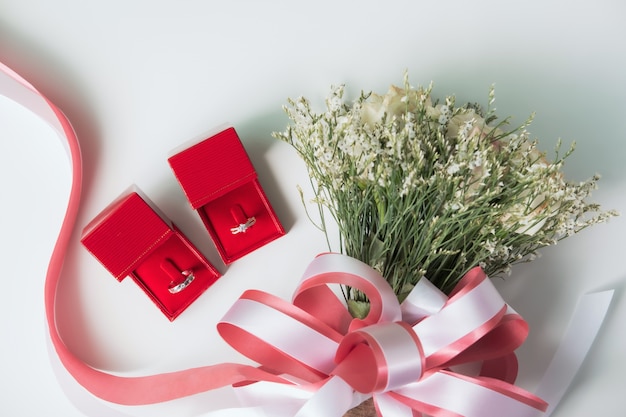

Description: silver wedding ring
[168,270,195,294]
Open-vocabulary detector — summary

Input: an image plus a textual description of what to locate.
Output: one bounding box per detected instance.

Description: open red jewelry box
[80,188,221,321]
[168,126,285,264]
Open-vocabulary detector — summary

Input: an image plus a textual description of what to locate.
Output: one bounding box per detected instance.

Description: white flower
[446,163,461,175]
[326,85,345,113]
[484,239,497,254]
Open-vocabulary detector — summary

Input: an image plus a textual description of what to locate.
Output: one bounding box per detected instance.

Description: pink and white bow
[216,252,547,417]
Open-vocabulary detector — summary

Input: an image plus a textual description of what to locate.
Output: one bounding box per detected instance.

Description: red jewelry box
[80,188,221,321]
[168,127,285,264]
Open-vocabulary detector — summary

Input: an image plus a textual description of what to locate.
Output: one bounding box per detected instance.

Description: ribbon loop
[413,267,512,368]
[294,253,403,329]
[218,290,342,382]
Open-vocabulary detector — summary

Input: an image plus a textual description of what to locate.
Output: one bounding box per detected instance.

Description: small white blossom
[447,163,461,175]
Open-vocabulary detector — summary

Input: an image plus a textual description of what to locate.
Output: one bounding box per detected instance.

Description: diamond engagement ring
[230,216,256,234]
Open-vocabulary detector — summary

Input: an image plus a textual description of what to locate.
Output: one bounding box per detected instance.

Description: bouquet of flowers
[274,73,617,319]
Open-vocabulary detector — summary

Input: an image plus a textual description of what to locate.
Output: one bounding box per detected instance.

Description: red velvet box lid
[168,127,256,210]
[81,191,173,281]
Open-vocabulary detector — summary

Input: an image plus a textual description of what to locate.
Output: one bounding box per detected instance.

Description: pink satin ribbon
[0,61,614,417]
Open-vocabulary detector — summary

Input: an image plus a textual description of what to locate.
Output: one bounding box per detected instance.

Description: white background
[1,1,625,416]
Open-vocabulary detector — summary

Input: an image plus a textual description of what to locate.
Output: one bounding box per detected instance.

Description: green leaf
[368,237,386,266]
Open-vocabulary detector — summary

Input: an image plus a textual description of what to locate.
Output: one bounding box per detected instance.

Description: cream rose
[446,109,495,140]
[360,85,428,128]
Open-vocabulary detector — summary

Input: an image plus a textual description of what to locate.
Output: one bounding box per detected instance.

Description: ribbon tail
[532,289,614,417]
[230,377,365,417]
[293,376,357,417]
[373,392,416,417]
[392,371,547,417]
[234,380,318,417]
[195,406,272,417]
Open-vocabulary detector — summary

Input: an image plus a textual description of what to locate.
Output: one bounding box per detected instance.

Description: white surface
[1,1,625,416]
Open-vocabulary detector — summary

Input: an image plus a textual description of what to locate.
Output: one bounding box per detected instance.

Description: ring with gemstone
[168,270,195,294]
[230,216,256,234]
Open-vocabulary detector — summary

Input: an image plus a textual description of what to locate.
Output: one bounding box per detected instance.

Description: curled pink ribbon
[1,60,613,417]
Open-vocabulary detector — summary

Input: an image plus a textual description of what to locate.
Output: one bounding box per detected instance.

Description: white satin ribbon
[533,289,614,417]
[413,277,505,357]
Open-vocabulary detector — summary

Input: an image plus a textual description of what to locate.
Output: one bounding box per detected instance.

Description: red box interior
[130,225,220,320]
[198,180,285,263]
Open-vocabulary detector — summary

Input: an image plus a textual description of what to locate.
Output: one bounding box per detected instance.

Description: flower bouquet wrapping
[274,74,618,415]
